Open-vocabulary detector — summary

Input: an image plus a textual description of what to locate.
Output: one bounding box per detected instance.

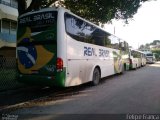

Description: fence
[0,57,24,91]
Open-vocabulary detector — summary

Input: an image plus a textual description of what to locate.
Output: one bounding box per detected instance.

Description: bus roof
[18,7,127,43]
[130,49,146,54]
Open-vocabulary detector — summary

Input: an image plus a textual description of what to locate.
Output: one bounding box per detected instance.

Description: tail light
[129,59,132,65]
[56,58,63,71]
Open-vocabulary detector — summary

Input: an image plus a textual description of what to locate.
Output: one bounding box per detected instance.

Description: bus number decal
[84,46,97,56]
[99,49,109,57]
[84,46,109,57]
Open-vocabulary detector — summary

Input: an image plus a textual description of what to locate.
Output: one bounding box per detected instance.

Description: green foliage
[64,0,147,24]
[17,0,58,15]
[139,39,160,60]
[151,49,160,60]
[139,40,160,49]
[17,0,151,24]
[150,40,160,45]
[139,44,150,50]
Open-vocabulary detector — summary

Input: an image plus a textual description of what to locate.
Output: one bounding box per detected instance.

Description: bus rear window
[18,11,57,33]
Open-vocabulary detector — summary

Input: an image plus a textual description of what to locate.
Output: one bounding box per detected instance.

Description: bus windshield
[146,53,153,57]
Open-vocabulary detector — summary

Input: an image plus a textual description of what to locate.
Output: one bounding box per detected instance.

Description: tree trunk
[17,0,27,15]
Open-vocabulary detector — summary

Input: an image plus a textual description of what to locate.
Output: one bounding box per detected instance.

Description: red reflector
[56,58,63,71]
[129,59,132,65]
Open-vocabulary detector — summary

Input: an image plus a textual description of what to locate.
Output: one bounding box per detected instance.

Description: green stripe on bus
[54,68,66,87]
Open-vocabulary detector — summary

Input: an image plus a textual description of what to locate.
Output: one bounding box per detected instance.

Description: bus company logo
[17,46,37,68]
[84,46,109,57]
[19,12,56,26]
[45,65,56,72]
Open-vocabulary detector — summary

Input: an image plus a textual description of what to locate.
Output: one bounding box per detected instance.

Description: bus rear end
[145,53,155,64]
[17,9,65,87]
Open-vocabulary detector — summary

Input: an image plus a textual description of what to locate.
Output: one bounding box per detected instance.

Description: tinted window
[131,51,141,58]
[10,21,17,35]
[65,13,95,43]
[146,53,153,56]
[65,13,119,48]
[18,11,57,33]
[2,20,10,34]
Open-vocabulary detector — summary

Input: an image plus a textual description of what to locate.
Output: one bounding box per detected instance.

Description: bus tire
[91,67,101,86]
[124,63,126,71]
[121,64,125,74]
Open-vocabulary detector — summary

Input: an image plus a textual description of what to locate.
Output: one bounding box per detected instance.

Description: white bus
[140,51,147,66]
[17,7,125,87]
[129,49,143,69]
[145,52,156,64]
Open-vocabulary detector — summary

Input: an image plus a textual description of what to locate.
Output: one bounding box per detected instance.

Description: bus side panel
[130,58,138,69]
[66,60,88,86]
[142,58,146,66]
[56,9,67,87]
[138,58,142,67]
[65,36,115,87]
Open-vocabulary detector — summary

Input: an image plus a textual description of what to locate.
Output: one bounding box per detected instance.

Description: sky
[104,0,160,49]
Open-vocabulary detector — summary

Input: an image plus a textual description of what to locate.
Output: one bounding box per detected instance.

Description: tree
[64,0,149,24]
[139,43,150,50]
[151,49,160,61]
[17,0,152,24]
[139,44,145,50]
[150,40,160,45]
[17,0,61,15]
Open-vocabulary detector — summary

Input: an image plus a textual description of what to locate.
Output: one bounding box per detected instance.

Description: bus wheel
[120,64,125,74]
[91,68,100,86]
[124,63,126,71]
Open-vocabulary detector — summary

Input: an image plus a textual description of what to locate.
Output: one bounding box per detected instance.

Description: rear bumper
[146,61,155,64]
[17,68,66,87]
[18,74,56,86]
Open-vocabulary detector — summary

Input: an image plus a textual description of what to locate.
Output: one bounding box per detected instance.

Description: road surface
[1,62,160,120]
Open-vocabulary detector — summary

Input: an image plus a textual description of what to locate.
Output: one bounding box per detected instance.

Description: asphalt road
[1,62,160,120]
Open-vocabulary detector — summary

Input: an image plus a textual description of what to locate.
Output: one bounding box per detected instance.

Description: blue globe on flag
[18,45,37,69]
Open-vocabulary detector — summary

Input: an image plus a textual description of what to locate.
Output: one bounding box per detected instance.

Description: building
[150,44,160,50]
[0,0,18,57]
[150,40,160,50]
